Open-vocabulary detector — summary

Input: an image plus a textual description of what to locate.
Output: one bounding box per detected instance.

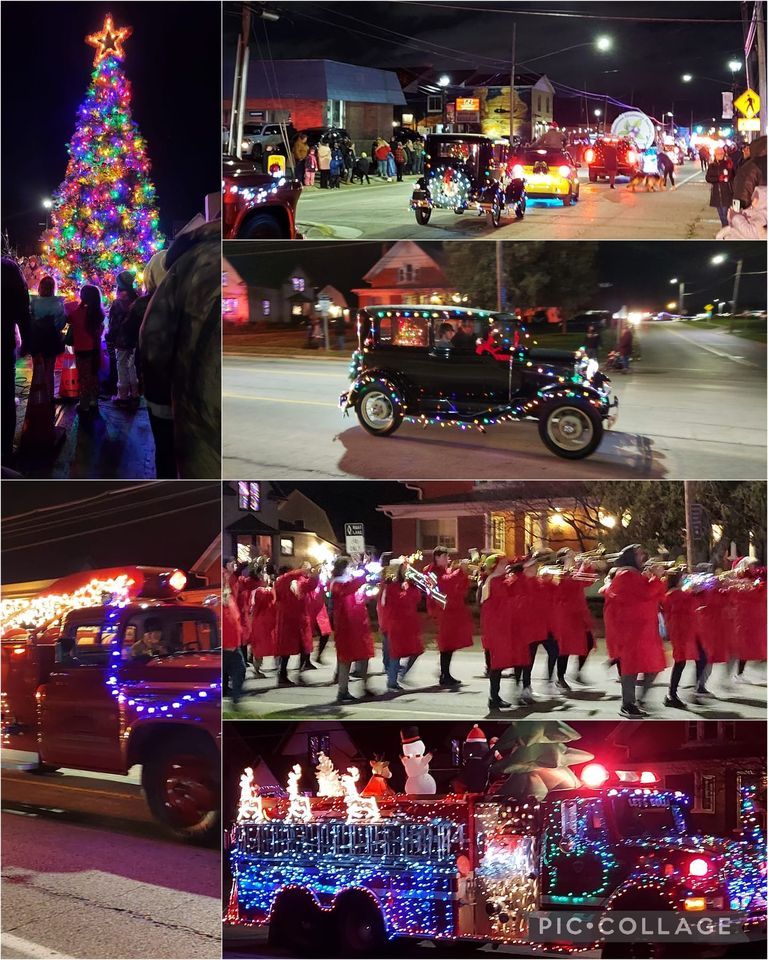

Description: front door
[38,619,123,772]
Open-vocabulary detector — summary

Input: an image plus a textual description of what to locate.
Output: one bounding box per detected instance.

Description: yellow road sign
[734,89,760,118]
[737,117,761,131]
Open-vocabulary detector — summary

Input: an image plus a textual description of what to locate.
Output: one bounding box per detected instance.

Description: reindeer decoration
[315,751,344,796]
[341,766,381,824]
[237,767,265,823]
[284,764,313,823]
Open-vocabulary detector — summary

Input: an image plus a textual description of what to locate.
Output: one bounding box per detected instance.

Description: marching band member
[301,572,332,672]
[274,565,312,688]
[480,554,514,710]
[661,570,702,709]
[222,574,245,707]
[379,561,423,692]
[600,544,667,718]
[330,557,375,704]
[548,563,595,691]
[729,560,767,681]
[514,554,554,704]
[249,567,277,679]
[433,556,474,688]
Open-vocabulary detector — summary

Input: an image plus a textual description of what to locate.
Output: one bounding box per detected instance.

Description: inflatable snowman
[400,726,436,795]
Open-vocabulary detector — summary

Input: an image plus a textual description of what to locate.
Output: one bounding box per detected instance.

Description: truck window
[612,794,686,838]
[65,623,110,666]
[163,618,215,653]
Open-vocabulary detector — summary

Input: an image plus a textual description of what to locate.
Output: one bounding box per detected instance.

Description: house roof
[397,66,551,94]
[226,515,280,536]
[361,240,447,286]
[378,481,593,518]
[246,59,406,106]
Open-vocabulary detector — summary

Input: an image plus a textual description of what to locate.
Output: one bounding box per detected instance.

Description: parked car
[340,305,617,459]
[513,147,581,205]
[239,122,295,163]
[223,155,302,239]
[411,133,526,227]
[583,137,639,181]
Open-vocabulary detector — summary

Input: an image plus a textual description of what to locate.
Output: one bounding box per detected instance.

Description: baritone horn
[404,564,447,608]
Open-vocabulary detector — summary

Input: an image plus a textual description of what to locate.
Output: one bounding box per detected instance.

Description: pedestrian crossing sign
[734,89,760,119]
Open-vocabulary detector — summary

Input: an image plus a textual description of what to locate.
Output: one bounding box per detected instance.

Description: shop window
[238,481,260,511]
[490,513,506,552]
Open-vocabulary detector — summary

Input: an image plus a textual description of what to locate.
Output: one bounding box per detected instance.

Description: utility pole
[496,242,506,311]
[679,280,685,316]
[729,258,743,332]
[509,23,517,141]
[227,4,252,158]
[684,480,696,571]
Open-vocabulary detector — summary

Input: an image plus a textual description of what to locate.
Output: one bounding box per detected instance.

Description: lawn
[679,316,766,344]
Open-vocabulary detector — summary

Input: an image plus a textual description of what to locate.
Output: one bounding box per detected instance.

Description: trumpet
[404,565,447,608]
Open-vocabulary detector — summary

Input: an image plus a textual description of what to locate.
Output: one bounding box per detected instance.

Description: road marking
[1,933,71,959]
[675,169,705,188]
[664,326,761,367]
[223,393,339,408]
[225,364,344,378]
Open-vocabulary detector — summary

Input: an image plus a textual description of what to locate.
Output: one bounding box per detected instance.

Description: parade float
[225,722,766,954]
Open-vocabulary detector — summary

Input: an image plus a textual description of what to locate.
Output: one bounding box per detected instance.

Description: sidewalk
[9,358,156,479]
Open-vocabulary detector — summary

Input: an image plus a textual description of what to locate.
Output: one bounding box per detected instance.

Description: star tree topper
[86,14,132,65]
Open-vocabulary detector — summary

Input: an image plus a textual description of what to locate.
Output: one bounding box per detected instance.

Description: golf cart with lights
[339,305,617,460]
[411,134,526,228]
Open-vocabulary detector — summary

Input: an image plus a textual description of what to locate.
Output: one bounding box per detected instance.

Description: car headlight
[559,165,571,178]
[241,141,249,150]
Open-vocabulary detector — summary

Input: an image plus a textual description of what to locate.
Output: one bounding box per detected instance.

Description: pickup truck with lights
[1,566,221,842]
[226,763,765,956]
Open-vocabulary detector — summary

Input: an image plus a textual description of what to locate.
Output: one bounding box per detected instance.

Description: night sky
[224,240,766,313]
[223,1,748,122]
[1,482,221,582]
[1,2,221,252]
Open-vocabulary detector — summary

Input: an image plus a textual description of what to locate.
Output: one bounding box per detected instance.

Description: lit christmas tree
[43,14,164,298]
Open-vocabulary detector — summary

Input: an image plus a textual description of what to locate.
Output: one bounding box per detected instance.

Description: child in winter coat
[29,275,66,402]
[304,147,318,187]
[109,270,141,403]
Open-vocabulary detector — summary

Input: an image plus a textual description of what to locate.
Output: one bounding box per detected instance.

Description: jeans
[223,648,246,704]
[116,347,139,399]
[377,159,387,177]
[716,206,729,227]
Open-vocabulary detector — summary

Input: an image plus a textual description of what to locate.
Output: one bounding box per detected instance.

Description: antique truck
[226,766,765,956]
[1,566,221,842]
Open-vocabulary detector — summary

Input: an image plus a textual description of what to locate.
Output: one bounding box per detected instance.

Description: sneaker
[488,697,512,710]
[555,678,572,693]
[439,675,462,688]
[336,692,358,704]
[277,677,296,688]
[731,673,747,685]
[520,686,536,705]
[387,683,404,692]
[572,673,590,686]
[664,694,687,710]
[349,671,364,680]
[253,669,268,679]
[695,688,714,699]
[299,661,318,672]
[620,703,644,718]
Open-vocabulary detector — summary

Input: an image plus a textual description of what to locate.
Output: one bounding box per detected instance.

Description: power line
[387,2,745,24]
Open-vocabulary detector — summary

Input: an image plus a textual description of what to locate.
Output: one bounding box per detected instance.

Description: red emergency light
[688,857,711,878]
[584,148,595,164]
[581,763,610,787]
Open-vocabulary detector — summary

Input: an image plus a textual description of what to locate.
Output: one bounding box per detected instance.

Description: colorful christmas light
[43,15,164,298]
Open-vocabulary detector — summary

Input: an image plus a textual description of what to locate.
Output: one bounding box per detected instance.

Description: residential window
[427,95,442,114]
[418,517,457,550]
[291,277,305,292]
[490,513,506,552]
[693,774,716,813]
[238,481,261,512]
[398,264,418,283]
[280,537,294,556]
[262,299,271,316]
[222,297,239,318]
[236,538,252,563]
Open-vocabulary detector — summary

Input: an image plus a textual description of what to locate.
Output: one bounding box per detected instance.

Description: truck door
[38,619,123,772]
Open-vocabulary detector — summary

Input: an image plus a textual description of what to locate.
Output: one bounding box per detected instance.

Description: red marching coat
[236,574,260,637]
[222,594,242,650]
[602,569,667,675]
[730,582,767,661]
[304,576,332,637]
[482,574,518,670]
[553,576,594,656]
[662,588,699,662]
[694,588,731,664]
[249,586,277,658]
[274,569,312,657]
[331,573,375,664]
[435,567,474,653]
[380,581,423,659]
[520,575,554,646]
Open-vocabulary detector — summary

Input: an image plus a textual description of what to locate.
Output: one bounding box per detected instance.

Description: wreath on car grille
[533,160,550,175]
[427,165,473,208]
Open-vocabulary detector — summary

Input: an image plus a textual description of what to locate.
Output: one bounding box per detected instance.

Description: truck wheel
[269,890,324,952]
[142,733,219,843]
[515,198,526,219]
[538,401,603,459]
[334,895,387,954]
[487,196,502,228]
[563,189,573,206]
[415,207,431,225]
[355,379,404,437]
[239,213,285,239]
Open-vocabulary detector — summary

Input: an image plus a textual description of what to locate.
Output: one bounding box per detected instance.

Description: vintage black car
[339,305,617,459]
[411,134,526,228]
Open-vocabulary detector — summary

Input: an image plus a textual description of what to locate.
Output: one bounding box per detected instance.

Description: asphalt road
[224,638,767,722]
[222,322,766,480]
[295,167,720,240]
[1,762,220,959]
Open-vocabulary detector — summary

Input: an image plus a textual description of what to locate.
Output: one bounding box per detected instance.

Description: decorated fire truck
[225,723,766,955]
[1,566,221,842]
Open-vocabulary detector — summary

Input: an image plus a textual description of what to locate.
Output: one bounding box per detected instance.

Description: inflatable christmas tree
[43,14,164,298]
[490,721,595,800]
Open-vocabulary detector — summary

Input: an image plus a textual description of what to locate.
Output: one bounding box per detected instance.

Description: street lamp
[728,60,742,73]
[710,254,744,329]
[682,73,693,83]
[595,36,612,51]
[437,74,451,130]
[42,197,53,230]
[670,277,686,314]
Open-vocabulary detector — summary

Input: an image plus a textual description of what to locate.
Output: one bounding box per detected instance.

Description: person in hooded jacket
[108,270,141,404]
[732,135,767,210]
[706,147,734,227]
[317,139,332,188]
[29,275,66,405]
[66,284,105,416]
[139,222,220,479]
[2,259,30,466]
[600,544,667,717]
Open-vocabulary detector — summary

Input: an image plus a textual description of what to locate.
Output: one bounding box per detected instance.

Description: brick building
[224,59,406,146]
[378,481,602,558]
